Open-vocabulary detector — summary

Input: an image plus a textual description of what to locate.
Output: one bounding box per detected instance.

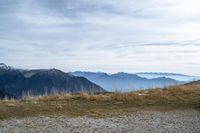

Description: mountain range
[136,72,199,81]
[70,71,184,92]
[1,63,199,99]
[0,63,105,99]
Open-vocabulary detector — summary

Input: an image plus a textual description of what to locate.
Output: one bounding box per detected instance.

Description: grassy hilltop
[0,84,200,120]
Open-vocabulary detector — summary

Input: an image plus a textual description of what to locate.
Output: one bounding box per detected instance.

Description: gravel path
[0,110,200,133]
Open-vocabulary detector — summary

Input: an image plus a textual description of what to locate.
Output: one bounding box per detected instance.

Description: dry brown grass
[4,84,199,104]
[0,84,200,120]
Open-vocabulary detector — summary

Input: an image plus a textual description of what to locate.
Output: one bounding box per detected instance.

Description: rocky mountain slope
[0,64,105,98]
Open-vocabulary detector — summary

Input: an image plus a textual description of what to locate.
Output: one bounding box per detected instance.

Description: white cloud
[0,0,200,75]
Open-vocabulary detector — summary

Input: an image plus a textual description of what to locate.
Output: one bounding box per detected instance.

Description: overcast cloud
[0,0,200,75]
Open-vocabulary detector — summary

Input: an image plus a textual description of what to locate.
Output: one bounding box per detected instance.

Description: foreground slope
[0,83,199,120]
[185,80,200,85]
[0,82,199,132]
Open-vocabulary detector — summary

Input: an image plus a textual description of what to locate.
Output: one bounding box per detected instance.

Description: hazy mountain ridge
[136,72,199,81]
[70,71,183,92]
[0,64,105,98]
[1,63,196,96]
[0,63,12,70]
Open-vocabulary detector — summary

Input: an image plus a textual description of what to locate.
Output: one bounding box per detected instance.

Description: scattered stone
[0,110,199,133]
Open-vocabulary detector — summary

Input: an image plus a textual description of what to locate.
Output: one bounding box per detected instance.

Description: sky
[0,0,200,75]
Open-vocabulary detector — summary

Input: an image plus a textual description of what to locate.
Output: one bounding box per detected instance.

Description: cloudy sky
[0,0,200,75]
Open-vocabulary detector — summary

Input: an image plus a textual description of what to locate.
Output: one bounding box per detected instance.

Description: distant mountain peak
[136,72,189,77]
[28,68,72,79]
[70,71,109,79]
[114,72,136,75]
[136,72,199,82]
[115,72,127,75]
[46,68,64,74]
[112,72,141,78]
[0,66,106,98]
[0,63,12,70]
